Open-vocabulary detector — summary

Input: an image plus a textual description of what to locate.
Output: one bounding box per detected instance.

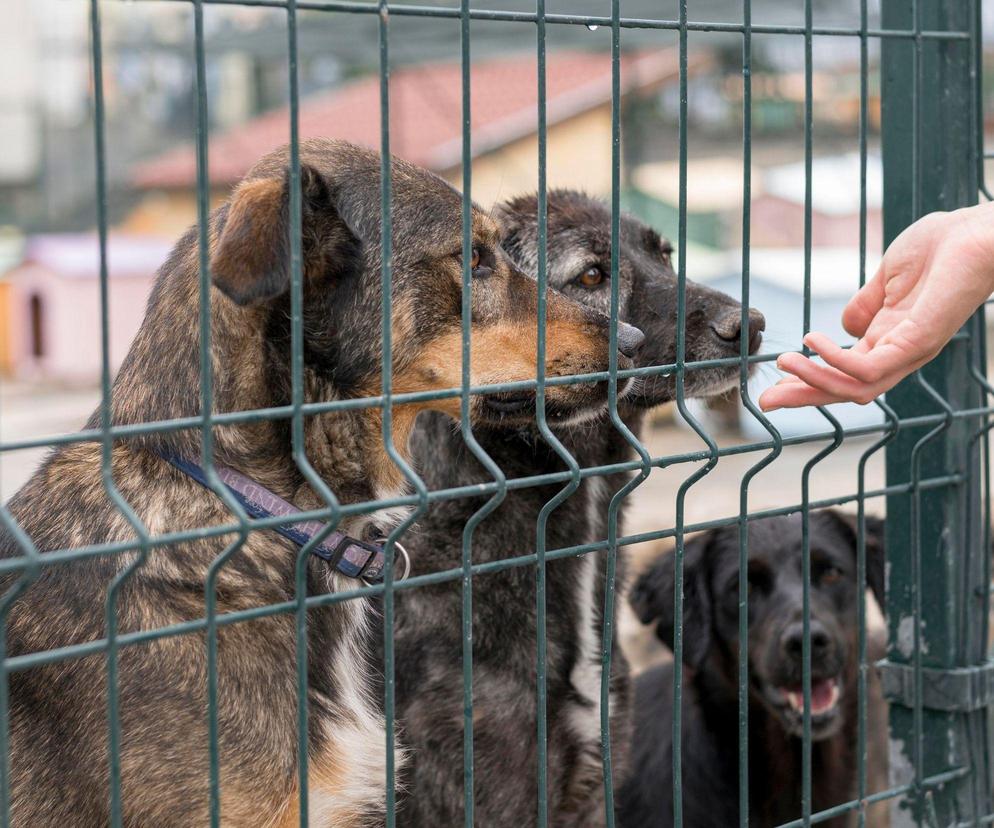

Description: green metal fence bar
[374,1,433,821]
[776,765,969,828]
[736,2,786,826]
[455,0,511,822]
[1,2,992,826]
[853,2,901,826]
[671,4,723,826]
[123,0,973,41]
[190,0,252,823]
[530,0,588,821]
[598,1,654,824]
[881,2,993,826]
[283,1,352,822]
[88,1,154,823]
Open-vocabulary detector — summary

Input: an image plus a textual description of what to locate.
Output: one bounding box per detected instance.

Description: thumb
[842,268,886,338]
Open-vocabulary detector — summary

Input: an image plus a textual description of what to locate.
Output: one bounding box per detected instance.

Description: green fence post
[881,1,993,824]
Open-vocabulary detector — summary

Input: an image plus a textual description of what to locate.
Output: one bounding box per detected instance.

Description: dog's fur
[618,511,886,828]
[391,191,764,826]
[0,143,628,826]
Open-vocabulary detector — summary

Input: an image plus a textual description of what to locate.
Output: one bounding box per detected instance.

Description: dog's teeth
[783,680,839,715]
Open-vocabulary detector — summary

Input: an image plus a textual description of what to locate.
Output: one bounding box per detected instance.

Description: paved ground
[1,382,101,502]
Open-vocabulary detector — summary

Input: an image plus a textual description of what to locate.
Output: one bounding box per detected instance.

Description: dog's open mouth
[780,678,840,717]
[766,677,842,738]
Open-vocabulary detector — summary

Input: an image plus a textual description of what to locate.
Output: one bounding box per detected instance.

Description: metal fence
[2,0,994,826]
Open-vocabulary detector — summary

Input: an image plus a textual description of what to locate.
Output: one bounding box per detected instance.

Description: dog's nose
[710,307,765,355]
[616,322,645,358]
[781,621,831,659]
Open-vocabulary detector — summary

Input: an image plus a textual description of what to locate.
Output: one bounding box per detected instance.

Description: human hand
[759,203,994,411]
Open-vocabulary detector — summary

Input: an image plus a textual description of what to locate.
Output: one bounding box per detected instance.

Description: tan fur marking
[269,748,361,828]
[395,319,608,397]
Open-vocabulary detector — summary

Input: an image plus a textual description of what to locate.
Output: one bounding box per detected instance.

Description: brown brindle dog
[0,139,640,826]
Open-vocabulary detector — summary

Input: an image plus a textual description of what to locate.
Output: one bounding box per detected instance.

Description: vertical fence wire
[909,376,954,825]
[284,1,347,822]
[532,2,589,825]
[909,1,926,820]
[373,3,436,822]
[799,2,815,823]
[0,504,33,828]
[599,3,654,825]
[190,1,252,823]
[533,3,550,822]
[89,2,153,823]
[853,18,874,821]
[967,56,994,790]
[456,3,509,823]
[975,0,994,202]
[672,4,722,827]
[855,13,902,806]
[736,4,784,828]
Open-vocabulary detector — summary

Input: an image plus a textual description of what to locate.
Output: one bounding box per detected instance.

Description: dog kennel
[1,1,993,826]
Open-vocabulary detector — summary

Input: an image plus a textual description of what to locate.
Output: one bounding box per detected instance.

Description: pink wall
[9,265,156,384]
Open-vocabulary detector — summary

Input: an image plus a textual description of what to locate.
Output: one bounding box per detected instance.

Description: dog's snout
[710,307,765,355]
[781,620,832,660]
[616,322,645,358]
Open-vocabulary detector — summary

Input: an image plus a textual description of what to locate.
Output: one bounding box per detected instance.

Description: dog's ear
[492,193,535,255]
[862,515,886,610]
[817,509,886,609]
[629,533,713,669]
[210,164,333,305]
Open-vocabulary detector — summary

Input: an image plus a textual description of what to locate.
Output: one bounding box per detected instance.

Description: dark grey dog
[390,190,764,826]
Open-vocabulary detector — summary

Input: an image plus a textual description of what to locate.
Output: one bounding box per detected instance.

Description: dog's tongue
[810,679,837,713]
[785,679,839,715]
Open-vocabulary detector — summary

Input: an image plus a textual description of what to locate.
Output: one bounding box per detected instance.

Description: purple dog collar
[158,452,410,583]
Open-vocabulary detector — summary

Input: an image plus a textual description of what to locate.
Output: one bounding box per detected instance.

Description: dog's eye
[577,266,605,288]
[471,248,481,270]
[820,565,844,585]
[746,568,771,595]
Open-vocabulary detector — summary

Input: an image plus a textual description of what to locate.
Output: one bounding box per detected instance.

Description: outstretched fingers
[773,352,882,405]
[758,377,848,411]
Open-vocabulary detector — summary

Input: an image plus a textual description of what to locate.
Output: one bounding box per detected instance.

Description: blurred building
[627,152,883,253]
[2,234,172,384]
[0,233,26,376]
[127,49,706,235]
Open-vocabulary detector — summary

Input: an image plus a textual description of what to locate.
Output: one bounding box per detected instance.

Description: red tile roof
[133,48,694,190]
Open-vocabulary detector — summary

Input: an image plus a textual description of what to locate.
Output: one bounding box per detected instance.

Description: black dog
[391,191,763,826]
[619,510,886,828]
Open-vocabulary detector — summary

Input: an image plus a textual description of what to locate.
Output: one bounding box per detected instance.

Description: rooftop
[133,48,701,190]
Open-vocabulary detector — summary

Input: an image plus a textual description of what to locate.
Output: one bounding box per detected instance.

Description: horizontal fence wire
[119,0,972,39]
[0,0,992,826]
